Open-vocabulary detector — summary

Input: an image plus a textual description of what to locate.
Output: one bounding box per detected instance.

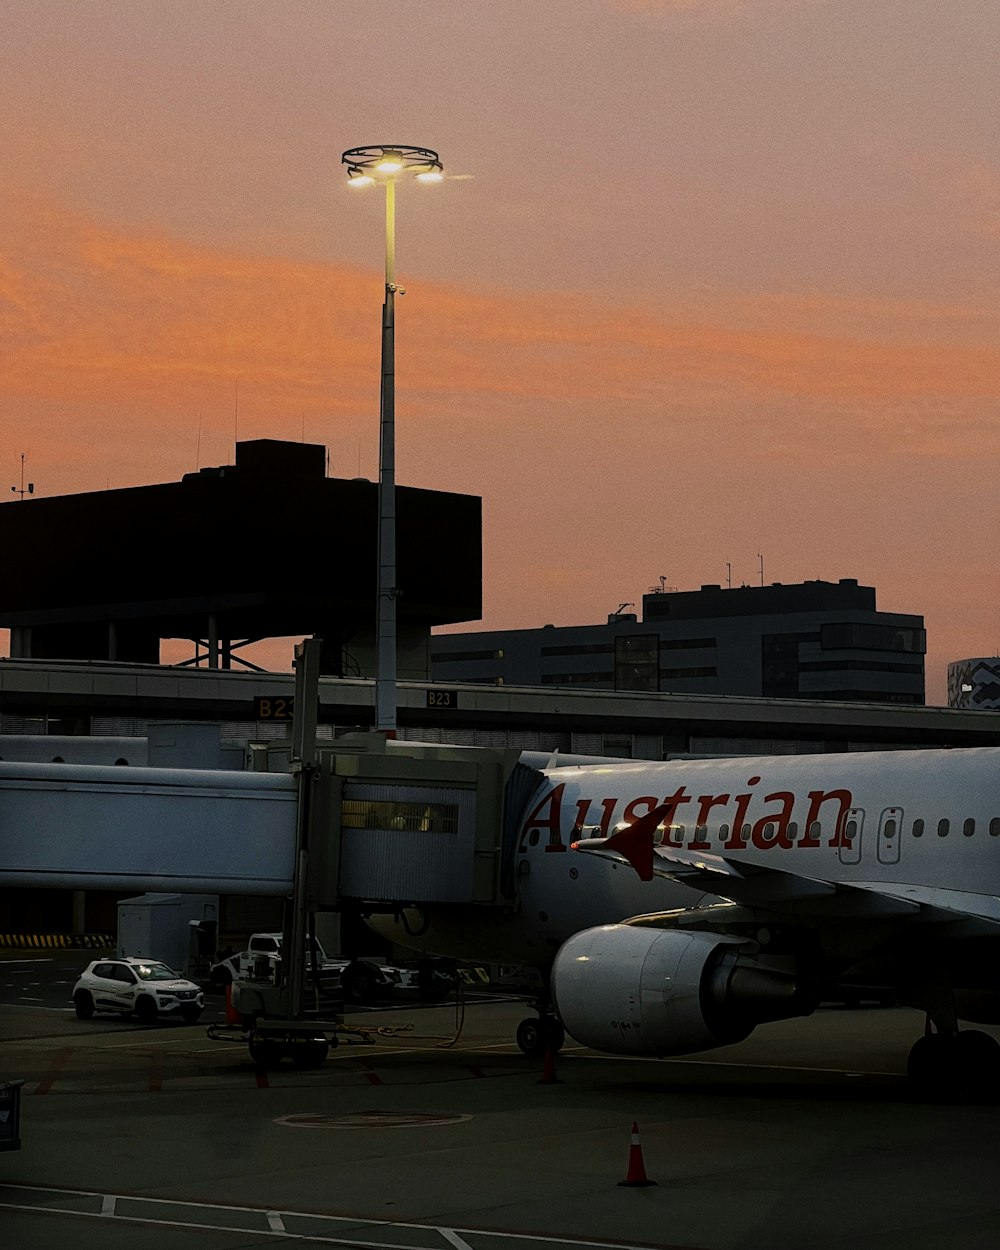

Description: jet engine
[551,924,807,1056]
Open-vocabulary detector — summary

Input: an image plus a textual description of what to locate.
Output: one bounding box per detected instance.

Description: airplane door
[838,807,865,866]
[877,807,903,865]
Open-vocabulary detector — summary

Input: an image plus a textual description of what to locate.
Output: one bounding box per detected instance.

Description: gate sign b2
[254,696,295,721]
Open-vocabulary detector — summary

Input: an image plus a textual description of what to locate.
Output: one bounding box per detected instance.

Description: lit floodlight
[375,150,404,173]
[341,145,444,184]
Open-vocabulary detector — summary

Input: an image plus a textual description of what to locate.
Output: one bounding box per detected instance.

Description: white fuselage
[374,747,1000,966]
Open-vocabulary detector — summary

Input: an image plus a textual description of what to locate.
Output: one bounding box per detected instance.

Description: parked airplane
[549,746,1000,1091]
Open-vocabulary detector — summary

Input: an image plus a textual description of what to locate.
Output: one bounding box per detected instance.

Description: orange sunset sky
[2,0,998,704]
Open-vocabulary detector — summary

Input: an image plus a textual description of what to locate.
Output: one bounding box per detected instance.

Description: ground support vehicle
[207,977,340,1069]
[209,932,346,988]
[210,933,456,1005]
[72,958,204,1024]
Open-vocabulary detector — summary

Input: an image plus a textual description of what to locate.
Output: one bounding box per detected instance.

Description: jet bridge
[0,738,540,909]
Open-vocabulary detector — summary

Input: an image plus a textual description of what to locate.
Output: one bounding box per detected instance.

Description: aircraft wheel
[516,1018,545,1057]
[908,1030,1000,1101]
[955,1030,1000,1097]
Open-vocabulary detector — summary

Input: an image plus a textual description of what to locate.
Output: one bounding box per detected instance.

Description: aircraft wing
[572,806,1000,929]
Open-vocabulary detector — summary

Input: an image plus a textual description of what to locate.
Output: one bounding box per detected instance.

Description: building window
[820,623,926,654]
[540,671,614,686]
[433,648,504,663]
[541,643,614,657]
[615,635,659,692]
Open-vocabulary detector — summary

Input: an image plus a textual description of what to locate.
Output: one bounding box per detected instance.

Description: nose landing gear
[515,988,566,1058]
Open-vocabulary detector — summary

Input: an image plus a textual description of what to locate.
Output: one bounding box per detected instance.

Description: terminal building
[430,579,927,705]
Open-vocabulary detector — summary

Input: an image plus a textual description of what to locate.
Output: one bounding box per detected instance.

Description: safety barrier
[0,933,115,949]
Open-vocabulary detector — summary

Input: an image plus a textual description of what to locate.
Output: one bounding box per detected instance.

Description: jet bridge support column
[229,638,339,1069]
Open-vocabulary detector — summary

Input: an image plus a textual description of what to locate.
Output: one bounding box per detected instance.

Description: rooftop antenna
[10,453,33,500]
[726,561,732,590]
[757,552,765,586]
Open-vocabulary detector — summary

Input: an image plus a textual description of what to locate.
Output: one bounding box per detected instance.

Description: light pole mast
[341,145,444,736]
[378,173,397,736]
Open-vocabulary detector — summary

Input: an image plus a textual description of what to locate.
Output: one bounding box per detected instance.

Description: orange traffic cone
[618,1121,656,1187]
[537,1042,562,1085]
[225,983,241,1026]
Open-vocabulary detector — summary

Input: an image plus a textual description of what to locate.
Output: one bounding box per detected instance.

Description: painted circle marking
[275,1111,472,1129]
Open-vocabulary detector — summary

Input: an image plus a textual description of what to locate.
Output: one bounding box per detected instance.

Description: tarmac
[3,995,1000,1250]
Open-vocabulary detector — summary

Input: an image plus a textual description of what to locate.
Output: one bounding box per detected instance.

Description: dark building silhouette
[431,578,926,705]
[0,439,481,676]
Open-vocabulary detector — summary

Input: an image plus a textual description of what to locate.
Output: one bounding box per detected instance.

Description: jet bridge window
[341,799,460,835]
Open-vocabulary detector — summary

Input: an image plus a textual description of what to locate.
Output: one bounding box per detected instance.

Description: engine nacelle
[551,924,805,1057]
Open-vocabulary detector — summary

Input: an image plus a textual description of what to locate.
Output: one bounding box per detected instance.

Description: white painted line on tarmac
[101,1194,116,1216]
[0,1002,74,1011]
[0,1184,661,1250]
[440,1229,476,1250]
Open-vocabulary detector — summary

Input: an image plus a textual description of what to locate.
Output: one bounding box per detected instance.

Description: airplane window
[991,819,1000,838]
[808,820,821,841]
[963,818,975,837]
[844,819,858,842]
[883,819,897,839]
[741,823,751,841]
[787,821,798,841]
[937,819,950,838]
[694,823,707,841]
[912,819,924,838]
[718,823,730,841]
[761,822,775,840]
[528,830,539,846]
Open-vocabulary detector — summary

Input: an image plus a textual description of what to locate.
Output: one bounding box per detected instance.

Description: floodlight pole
[377,175,397,735]
[343,144,444,737]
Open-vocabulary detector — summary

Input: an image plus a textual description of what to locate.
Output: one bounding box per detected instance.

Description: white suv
[73,958,205,1024]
